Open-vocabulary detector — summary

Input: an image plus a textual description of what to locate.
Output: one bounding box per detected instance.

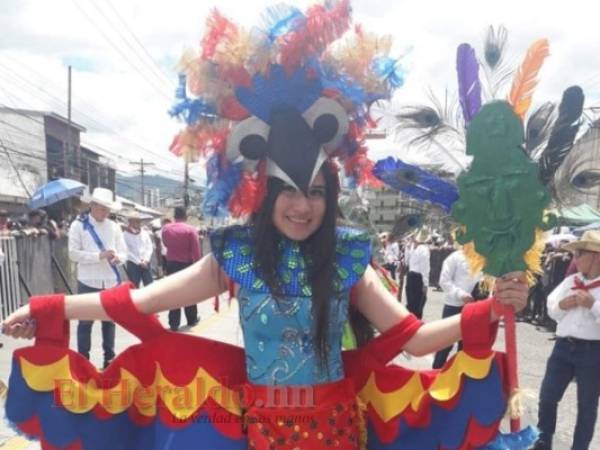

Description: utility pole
[129,158,155,206]
[183,160,189,208]
[64,65,72,179]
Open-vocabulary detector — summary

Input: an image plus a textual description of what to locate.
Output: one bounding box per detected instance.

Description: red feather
[228,162,267,217]
[279,0,351,72]
[200,9,238,60]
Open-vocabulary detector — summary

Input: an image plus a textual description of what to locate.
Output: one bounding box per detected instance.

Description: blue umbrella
[28,178,86,209]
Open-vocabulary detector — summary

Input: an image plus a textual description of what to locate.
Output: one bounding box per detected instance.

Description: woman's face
[272,172,327,241]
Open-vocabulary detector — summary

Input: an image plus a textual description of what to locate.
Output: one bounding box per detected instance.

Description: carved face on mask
[452,101,553,276]
[554,126,600,208]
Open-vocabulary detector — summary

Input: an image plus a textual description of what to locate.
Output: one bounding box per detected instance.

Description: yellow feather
[462,228,546,286]
[508,38,550,121]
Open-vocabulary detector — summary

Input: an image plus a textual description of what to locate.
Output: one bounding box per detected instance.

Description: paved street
[1,288,598,449]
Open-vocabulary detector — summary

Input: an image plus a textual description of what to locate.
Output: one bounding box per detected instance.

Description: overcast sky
[1,0,599,182]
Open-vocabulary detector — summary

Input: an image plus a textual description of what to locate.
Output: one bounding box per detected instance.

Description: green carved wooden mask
[452,101,554,276]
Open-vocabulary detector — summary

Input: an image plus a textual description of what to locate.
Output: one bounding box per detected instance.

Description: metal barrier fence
[0,237,21,320]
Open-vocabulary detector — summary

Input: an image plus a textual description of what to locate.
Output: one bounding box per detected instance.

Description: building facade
[0,107,115,213]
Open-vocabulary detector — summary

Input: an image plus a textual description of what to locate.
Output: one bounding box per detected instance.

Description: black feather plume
[394,104,460,145]
[525,102,556,157]
[484,25,508,69]
[539,86,585,185]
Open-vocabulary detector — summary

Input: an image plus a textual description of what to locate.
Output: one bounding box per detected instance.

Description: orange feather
[508,38,550,120]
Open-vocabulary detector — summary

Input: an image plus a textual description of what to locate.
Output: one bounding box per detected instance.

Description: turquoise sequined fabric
[209,225,371,385]
[209,225,371,295]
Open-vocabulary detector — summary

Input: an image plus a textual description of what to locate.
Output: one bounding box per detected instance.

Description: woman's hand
[2,304,36,339]
[492,271,529,320]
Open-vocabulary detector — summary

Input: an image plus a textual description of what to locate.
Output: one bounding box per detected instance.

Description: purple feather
[456,43,482,125]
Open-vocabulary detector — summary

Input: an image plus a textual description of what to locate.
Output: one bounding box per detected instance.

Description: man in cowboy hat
[532,230,600,450]
[122,209,155,288]
[68,187,127,369]
[404,227,431,319]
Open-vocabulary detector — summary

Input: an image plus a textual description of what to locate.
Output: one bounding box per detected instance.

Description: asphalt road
[0,288,597,449]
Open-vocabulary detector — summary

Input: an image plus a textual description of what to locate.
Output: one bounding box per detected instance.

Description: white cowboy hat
[562,230,600,253]
[83,187,120,210]
[121,209,153,221]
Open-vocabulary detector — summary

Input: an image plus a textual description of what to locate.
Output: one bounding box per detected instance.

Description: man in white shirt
[405,228,431,319]
[532,230,600,450]
[68,187,127,369]
[380,232,400,280]
[432,248,482,368]
[123,211,154,288]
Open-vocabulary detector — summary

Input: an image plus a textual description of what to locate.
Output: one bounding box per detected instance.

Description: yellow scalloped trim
[357,352,494,423]
[19,356,242,419]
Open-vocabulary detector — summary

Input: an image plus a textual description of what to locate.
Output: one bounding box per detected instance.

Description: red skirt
[243,378,364,450]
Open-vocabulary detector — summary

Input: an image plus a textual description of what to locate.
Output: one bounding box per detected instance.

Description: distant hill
[115,174,203,204]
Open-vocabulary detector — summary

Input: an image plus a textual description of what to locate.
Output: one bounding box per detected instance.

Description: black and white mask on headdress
[226,66,349,194]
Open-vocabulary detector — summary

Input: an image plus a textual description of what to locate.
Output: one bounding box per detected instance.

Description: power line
[0,79,183,176]
[100,0,174,88]
[0,64,181,169]
[0,137,32,196]
[70,0,173,102]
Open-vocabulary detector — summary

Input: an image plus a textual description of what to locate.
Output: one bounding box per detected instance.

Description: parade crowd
[378,229,600,450]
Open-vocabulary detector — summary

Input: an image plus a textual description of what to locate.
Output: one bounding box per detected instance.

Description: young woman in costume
[2,2,530,449]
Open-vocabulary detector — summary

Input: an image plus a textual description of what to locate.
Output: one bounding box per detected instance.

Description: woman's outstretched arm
[2,253,228,338]
[352,265,527,356]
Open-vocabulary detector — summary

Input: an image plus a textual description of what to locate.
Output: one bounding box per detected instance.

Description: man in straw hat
[68,187,127,369]
[405,227,431,318]
[532,230,600,450]
[122,210,155,289]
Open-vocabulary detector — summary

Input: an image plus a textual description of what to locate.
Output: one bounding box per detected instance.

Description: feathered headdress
[169,1,404,217]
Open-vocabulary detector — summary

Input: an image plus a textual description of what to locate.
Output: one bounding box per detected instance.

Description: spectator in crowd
[123,211,154,288]
[25,209,60,239]
[432,247,482,368]
[0,209,15,235]
[532,230,600,450]
[380,232,400,280]
[155,217,172,278]
[405,228,430,319]
[161,206,201,331]
[68,187,127,369]
[0,209,10,235]
[537,243,573,330]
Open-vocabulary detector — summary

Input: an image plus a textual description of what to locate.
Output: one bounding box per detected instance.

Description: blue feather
[235,65,321,123]
[308,59,367,104]
[203,158,243,217]
[373,157,459,212]
[372,56,405,89]
[480,426,539,450]
[169,74,218,125]
[261,5,306,43]
[456,43,482,125]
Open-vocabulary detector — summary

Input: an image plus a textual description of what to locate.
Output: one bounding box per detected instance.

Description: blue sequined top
[210,225,371,386]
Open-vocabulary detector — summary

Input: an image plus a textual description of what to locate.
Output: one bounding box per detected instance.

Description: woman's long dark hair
[250,163,339,371]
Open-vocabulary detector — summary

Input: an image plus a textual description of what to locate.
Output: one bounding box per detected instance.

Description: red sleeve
[461,298,499,357]
[362,314,423,365]
[29,294,69,347]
